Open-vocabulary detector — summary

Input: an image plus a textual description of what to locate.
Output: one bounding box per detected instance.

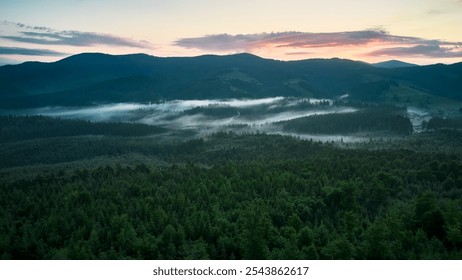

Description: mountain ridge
[372,60,419,68]
[0,53,461,109]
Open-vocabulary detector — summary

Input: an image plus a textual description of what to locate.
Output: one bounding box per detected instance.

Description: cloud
[367,44,462,58]
[285,51,314,56]
[2,31,151,48]
[1,21,152,49]
[174,33,270,52]
[175,30,415,50]
[0,46,68,56]
[175,30,462,59]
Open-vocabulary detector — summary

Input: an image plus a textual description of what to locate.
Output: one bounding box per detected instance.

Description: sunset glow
[1,0,461,65]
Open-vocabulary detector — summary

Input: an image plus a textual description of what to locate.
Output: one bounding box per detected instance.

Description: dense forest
[0,115,166,143]
[1,117,462,259]
[279,106,413,135]
[425,117,462,131]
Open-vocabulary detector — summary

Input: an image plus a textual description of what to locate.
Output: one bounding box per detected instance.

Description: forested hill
[0,53,461,108]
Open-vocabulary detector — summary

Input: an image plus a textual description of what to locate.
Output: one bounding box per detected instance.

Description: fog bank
[0,97,387,142]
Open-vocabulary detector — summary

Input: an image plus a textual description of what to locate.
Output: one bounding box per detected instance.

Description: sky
[0,0,461,65]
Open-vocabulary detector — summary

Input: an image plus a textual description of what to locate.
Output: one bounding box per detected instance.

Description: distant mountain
[0,57,20,66]
[372,60,419,69]
[0,53,461,109]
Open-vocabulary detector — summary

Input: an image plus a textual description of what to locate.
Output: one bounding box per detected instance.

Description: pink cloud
[285,51,314,56]
[367,44,462,58]
[175,30,462,60]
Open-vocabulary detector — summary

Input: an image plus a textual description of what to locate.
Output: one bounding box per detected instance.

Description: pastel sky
[1,0,461,65]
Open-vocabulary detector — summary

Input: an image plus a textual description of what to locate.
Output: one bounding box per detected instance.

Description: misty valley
[0,96,426,142]
[1,53,462,260]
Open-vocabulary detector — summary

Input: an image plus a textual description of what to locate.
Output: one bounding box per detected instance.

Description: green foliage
[280,105,413,135]
[1,131,462,259]
[0,115,166,143]
[426,117,462,130]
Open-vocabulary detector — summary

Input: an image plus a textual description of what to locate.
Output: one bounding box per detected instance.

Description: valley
[1,53,462,260]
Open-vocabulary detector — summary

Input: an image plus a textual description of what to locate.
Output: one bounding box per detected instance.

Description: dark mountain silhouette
[0,53,461,109]
[372,60,418,68]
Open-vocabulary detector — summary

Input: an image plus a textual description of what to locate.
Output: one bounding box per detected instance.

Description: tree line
[0,115,166,143]
[279,106,413,135]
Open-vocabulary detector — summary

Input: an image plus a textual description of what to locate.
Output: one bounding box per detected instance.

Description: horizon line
[3,51,460,67]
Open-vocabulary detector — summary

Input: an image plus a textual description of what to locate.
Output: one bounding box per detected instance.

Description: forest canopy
[1,117,461,259]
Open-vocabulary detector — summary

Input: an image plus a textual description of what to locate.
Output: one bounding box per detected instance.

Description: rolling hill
[372,60,418,68]
[0,53,461,109]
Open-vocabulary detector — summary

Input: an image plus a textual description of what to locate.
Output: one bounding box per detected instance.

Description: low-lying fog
[1,97,428,142]
[26,97,335,123]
